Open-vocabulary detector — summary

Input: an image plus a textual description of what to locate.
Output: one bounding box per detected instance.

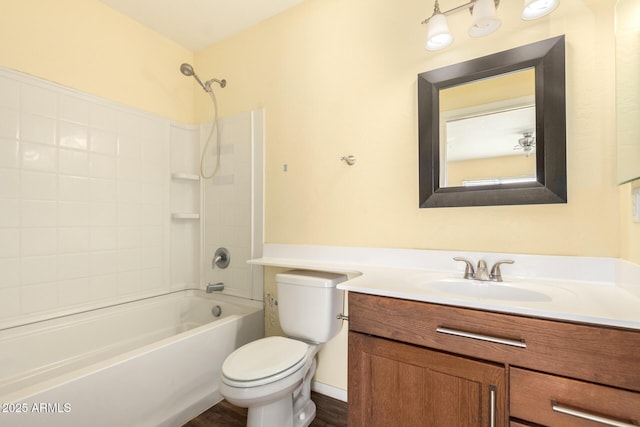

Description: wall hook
[340,155,356,166]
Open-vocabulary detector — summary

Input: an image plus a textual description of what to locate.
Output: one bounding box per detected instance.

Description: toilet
[219,270,347,427]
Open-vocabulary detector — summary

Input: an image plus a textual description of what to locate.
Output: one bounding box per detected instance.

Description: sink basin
[423,278,552,302]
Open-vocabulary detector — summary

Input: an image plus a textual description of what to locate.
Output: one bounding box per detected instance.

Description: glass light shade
[469,0,501,37]
[522,0,559,20]
[425,13,453,51]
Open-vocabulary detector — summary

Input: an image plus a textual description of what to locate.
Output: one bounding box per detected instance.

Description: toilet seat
[222,336,309,388]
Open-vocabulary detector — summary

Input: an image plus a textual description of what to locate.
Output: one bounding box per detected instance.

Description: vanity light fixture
[422,0,560,51]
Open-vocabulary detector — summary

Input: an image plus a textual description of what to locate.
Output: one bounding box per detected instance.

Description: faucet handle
[490,260,515,282]
[453,257,475,279]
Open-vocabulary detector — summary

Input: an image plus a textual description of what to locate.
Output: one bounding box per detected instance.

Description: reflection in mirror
[440,68,536,187]
[418,35,567,208]
[616,0,640,184]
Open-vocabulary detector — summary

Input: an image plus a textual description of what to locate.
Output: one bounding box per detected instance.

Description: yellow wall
[3,0,637,395]
[195,0,632,392]
[197,0,620,257]
[0,0,195,123]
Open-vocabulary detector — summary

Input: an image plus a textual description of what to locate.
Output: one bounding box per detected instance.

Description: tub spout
[206,282,224,293]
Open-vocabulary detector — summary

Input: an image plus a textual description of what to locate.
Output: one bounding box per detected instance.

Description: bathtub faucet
[206,282,225,293]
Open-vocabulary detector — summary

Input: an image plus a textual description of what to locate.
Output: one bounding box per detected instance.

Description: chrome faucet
[206,282,224,293]
[453,257,514,282]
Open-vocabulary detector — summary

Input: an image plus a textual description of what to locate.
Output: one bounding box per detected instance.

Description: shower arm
[205,78,227,89]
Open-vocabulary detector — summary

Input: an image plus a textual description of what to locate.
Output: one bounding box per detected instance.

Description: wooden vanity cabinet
[349,331,505,426]
[347,292,640,427]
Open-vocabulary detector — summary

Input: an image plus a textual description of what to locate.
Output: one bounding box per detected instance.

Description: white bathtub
[0,289,264,427]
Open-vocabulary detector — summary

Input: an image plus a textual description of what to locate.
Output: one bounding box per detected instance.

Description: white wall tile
[21,255,57,285]
[90,104,119,131]
[117,270,142,294]
[58,201,89,227]
[20,142,57,172]
[0,199,19,227]
[118,227,141,249]
[0,228,19,258]
[58,148,89,176]
[21,227,57,256]
[21,200,57,227]
[0,287,20,318]
[59,175,89,201]
[59,227,89,253]
[118,180,142,203]
[118,248,141,272]
[141,226,163,247]
[0,138,19,168]
[90,202,117,226]
[90,129,118,155]
[118,157,142,181]
[0,69,178,324]
[90,227,118,251]
[58,253,90,281]
[20,113,56,145]
[89,178,117,202]
[21,84,57,117]
[118,203,142,226]
[58,94,90,125]
[90,251,118,276]
[0,168,19,198]
[89,154,117,179]
[58,278,91,307]
[21,170,58,200]
[0,76,19,109]
[0,107,18,140]
[141,247,162,269]
[89,273,119,300]
[118,134,142,159]
[0,258,20,288]
[58,121,88,150]
[21,282,58,314]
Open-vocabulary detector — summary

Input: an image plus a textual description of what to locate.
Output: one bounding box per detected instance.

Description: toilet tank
[276,270,347,343]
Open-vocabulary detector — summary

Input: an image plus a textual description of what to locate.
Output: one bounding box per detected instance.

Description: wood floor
[182,392,348,427]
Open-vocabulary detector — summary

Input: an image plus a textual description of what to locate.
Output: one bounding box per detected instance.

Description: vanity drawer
[348,292,640,391]
[510,367,640,427]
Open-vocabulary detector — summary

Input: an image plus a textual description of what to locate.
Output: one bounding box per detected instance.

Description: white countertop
[251,244,640,330]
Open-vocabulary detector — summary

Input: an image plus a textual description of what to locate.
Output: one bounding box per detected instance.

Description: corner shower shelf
[171,213,200,220]
[171,172,200,181]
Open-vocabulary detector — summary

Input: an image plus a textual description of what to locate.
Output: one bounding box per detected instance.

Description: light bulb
[469,0,501,37]
[522,0,559,20]
[426,13,454,51]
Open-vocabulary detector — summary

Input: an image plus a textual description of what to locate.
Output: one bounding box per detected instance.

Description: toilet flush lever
[337,314,349,321]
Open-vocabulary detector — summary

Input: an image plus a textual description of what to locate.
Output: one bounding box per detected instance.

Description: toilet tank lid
[276,270,347,288]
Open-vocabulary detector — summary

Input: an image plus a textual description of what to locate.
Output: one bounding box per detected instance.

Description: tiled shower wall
[0,68,172,326]
[201,111,264,301]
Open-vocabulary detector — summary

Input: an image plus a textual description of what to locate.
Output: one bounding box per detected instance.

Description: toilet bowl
[220,336,320,427]
[219,270,347,427]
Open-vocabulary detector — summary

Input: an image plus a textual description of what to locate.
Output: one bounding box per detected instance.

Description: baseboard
[311,381,347,402]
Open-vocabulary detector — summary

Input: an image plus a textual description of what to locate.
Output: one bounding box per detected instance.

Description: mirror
[616,0,640,184]
[418,36,567,208]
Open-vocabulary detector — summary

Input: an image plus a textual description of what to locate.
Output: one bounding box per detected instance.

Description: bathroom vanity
[347,292,640,427]
[249,244,640,427]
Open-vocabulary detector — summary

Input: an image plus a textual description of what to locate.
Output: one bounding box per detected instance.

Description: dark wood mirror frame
[418,35,566,208]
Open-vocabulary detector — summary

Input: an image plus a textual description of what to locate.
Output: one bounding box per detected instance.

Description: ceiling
[98,0,307,51]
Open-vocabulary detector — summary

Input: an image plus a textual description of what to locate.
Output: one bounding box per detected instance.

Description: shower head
[179,63,226,92]
[180,63,195,77]
[180,62,209,93]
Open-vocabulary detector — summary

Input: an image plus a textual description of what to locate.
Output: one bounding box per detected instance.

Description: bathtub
[0,289,264,427]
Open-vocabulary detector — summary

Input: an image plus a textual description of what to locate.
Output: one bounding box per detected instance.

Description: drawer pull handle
[436,326,527,348]
[489,385,496,427]
[551,401,638,427]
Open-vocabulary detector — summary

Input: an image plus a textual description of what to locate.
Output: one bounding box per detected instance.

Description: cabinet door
[348,331,506,427]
